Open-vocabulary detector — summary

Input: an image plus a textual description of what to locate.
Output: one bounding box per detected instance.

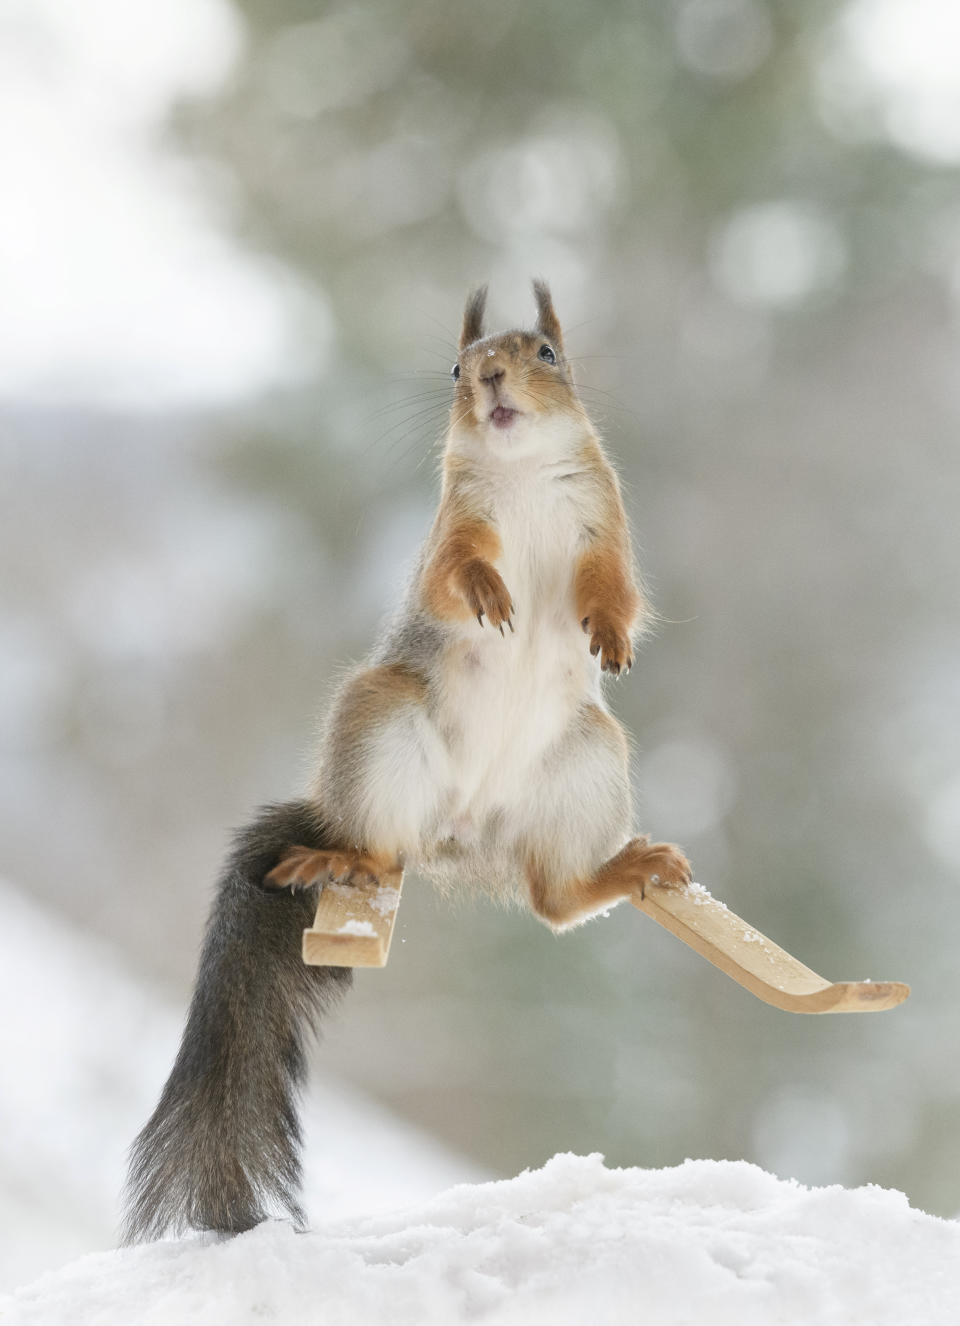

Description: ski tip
[824,980,911,1013]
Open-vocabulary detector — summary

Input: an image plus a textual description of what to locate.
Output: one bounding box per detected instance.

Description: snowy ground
[5,1152,960,1325]
[4,880,958,1324]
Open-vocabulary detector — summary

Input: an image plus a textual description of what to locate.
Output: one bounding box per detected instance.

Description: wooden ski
[633,882,910,1013]
[302,869,403,968]
[302,870,910,1014]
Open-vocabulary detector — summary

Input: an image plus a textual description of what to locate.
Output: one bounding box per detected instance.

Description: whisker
[420,334,459,360]
[558,314,603,338]
[411,347,460,367]
[362,389,453,423]
[418,311,458,347]
[565,354,635,363]
[386,416,454,473]
[362,401,452,455]
[385,371,453,383]
[360,411,453,477]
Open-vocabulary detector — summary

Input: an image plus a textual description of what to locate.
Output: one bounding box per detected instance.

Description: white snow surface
[4,887,957,1322]
[5,1152,959,1325]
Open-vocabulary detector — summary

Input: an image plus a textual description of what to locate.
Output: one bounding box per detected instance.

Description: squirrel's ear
[532,279,564,354]
[460,285,487,350]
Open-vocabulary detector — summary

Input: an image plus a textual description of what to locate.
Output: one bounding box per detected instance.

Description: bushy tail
[121,801,352,1243]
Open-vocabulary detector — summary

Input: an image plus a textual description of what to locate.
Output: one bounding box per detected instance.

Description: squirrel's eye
[538,344,556,364]
[451,363,460,380]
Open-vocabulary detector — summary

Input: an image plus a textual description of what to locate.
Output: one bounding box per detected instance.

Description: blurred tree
[163,0,960,1212]
[6,0,960,1215]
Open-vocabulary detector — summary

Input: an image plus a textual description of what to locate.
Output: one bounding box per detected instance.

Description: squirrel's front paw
[582,616,632,675]
[461,558,515,633]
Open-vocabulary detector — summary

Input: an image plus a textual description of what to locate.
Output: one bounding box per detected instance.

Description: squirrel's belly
[437,615,597,823]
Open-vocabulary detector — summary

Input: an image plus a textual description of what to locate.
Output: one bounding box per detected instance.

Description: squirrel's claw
[463,560,515,634]
[586,619,633,676]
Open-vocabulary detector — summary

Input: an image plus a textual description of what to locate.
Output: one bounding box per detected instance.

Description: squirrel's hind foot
[264,846,390,893]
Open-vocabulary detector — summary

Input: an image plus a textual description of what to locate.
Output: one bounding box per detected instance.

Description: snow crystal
[686,880,728,909]
[5,1153,960,1326]
[336,919,377,938]
[369,885,400,917]
[325,882,357,897]
[324,882,399,917]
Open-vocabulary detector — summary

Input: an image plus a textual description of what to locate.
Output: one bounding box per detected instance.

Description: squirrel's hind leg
[514,703,691,929]
[282,663,449,883]
[527,837,691,930]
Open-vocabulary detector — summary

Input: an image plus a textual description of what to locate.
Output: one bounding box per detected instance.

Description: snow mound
[6,1153,959,1326]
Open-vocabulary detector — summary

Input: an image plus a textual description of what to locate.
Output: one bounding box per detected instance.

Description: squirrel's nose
[479,367,505,387]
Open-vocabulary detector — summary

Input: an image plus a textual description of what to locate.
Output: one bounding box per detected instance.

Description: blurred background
[2,0,960,1284]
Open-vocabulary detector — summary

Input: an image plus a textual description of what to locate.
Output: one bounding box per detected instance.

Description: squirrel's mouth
[490,405,520,430]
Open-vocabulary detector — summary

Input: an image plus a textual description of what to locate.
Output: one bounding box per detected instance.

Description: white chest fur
[436,455,603,824]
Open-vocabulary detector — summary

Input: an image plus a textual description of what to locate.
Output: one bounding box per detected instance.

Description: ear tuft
[460,285,488,350]
[532,279,564,353]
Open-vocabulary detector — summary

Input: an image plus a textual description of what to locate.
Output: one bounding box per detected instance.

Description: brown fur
[523,705,687,928]
[451,294,585,432]
[323,661,430,782]
[293,285,669,904]
[319,662,428,776]
[125,283,692,1246]
[532,278,564,353]
[265,845,399,891]
[421,504,514,628]
[270,663,429,883]
[334,661,428,717]
[459,334,583,426]
[527,837,692,928]
[573,450,644,675]
[460,285,488,349]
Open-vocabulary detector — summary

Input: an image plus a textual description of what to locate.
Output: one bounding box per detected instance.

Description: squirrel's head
[448,282,587,456]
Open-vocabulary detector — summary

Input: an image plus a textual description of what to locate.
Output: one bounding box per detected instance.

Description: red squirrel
[123,283,691,1243]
